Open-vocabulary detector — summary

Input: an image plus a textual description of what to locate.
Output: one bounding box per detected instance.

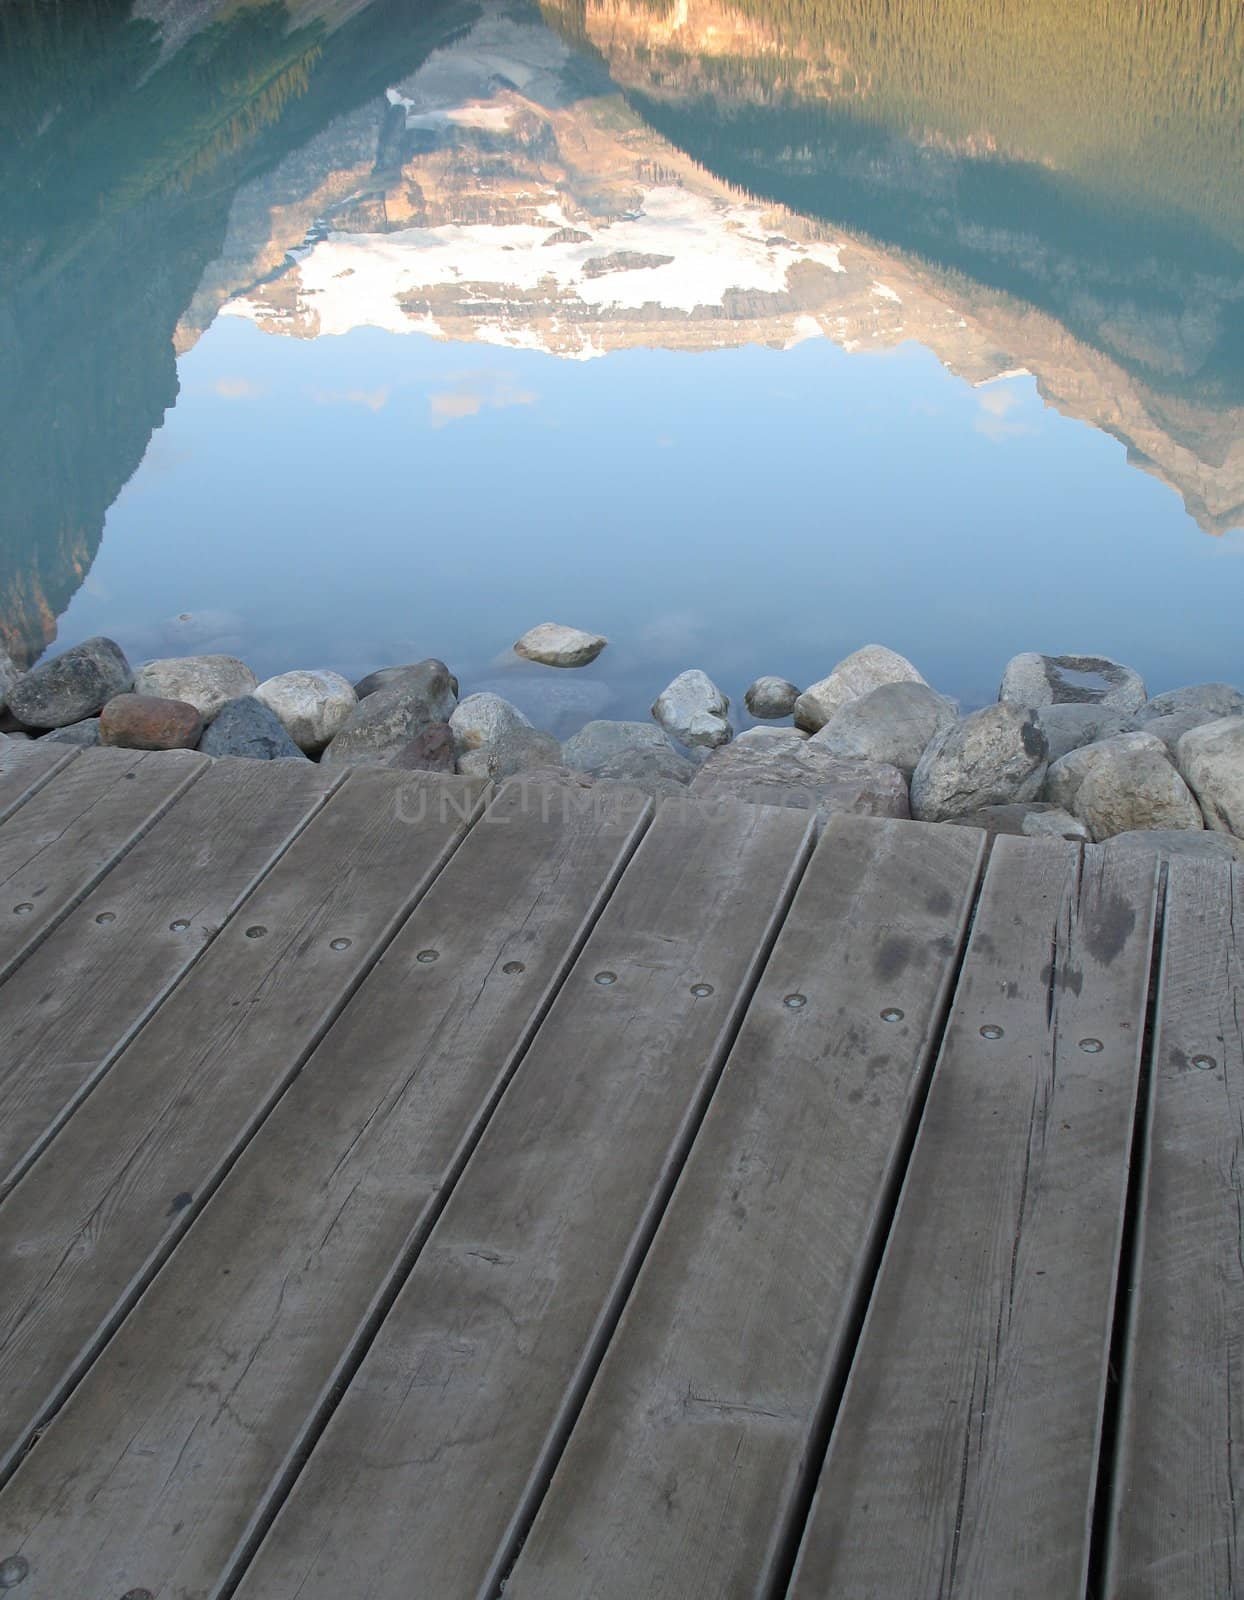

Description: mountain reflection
[1,0,1241,664]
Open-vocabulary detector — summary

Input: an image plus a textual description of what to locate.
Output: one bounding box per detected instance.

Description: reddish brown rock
[388,722,456,772]
[99,693,204,751]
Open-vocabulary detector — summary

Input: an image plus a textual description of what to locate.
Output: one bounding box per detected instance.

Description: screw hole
[880,1007,904,1023]
[783,993,807,1010]
[12,903,33,916]
[1079,1038,1104,1054]
[594,971,617,986]
[329,938,351,951]
[0,1554,28,1587]
[95,911,116,925]
[416,949,439,964]
[502,961,525,975]
[690,983,714,997]
[245,926,266,940]
[170,919,189,932]
[980,1024,1004,1041]
[1192,1054,1217,1071]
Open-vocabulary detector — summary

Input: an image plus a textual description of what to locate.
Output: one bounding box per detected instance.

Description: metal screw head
[0,1554,28,1587]
[1192,1054,1217,1071]
[245,926,266,939]
[880,1007,904,1023]
[416,949,439,964]
[12,904,32,916]
[170,919,189,932]
[690,983,714,997]
[329,938,351,951]
[1079,1038,1104,1054]
[95,911,116,925]
[121,1590,154,1600]
[980,1025,1004,1041]
[783,993,807,1010]
[594,971,617,986]
[502,961,525,975]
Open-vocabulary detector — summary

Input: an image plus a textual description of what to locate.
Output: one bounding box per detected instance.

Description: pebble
[100,694,204,751]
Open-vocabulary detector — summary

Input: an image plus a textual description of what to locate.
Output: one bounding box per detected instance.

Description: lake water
[3,0,1241,731]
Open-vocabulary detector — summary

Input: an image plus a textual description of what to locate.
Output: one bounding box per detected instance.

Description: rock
[134,655,258,722]
[562,720,672,772]
[322,660,457,768]
[254,670,357,754]
[8,636,133,728]
[735,726,810,744]
[513,623,608,668]
[744,676,800,719]
[355,663,460,701]
[793,646,926,733]
[99,694,203,751]
[1070,741,1202,841]
[450,692,532,755]
[998,652,1146,715]
[388,723,456,773]
[198,697,308,761]
[945,803,1091,843]
[37,719,102,746]
[1103,829,1244,865]
[1044,732,1171,812]
[450,692,560,782]
[1176,717,1244,836]
[0,731,31,743]
[1142,709,1226,754]
[0,648,17,714]
[651,670,732,750]
[689,728,909,833]
[466,675,613,738]
[810,682,957,778]
[1035,703,1140,761]
[1141,683,1244,722]
[910,703,1048,822]
[587,745,696,798]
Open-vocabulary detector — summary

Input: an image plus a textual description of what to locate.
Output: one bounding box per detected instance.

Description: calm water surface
[2,0,1241,728]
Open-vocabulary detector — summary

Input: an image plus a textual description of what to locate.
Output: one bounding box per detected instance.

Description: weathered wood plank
[0,777,654,1598]
[0,765,485,1480]
[0,755,339,1195]
[0,747,207,984]
[0,741,79,824]
[229,796,812,1600]
[785,839,1160,1600]
[503,815,985,1600]
[1103,857,1244,1599]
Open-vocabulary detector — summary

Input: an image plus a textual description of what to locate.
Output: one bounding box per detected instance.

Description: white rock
[1071,742,1202,842]
[513,623,607,669]
[254,670,357,754]
[793,645,926,733]
[909,703,1048,822]
[1044,732,1170,812]
[450,692,532,756]
[651,670,732,751]
[1176,717,1244,836]
[134,655,257,722]
[998,652,1146,715]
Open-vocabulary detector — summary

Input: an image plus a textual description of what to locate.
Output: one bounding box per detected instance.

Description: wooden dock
[0,737,1236,1599]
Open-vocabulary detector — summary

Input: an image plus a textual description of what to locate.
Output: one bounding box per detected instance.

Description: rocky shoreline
[2,628,1242,861]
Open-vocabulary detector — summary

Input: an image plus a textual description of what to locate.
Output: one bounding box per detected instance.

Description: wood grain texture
[502,816,985,1600]
[1104,857,1244,1599]
[0,755,339,1196]
[0,766,485,1480]
[233,796,813,1600]
[0,747,207,984]
[0,741,78,823]
[787,838,1160,1600]
[0,778,652,1600]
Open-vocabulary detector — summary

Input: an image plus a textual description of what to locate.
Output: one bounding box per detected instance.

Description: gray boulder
[651,670,732,751]
[744,676,801,719]
[1142,683,1244,722]
[1177,717,1244,836]
[689,728,909,834]
[254,669,357,754]
[38,718,102,746]
[1130,710,1209,755]
[1103,829,1244,865]
[811,682,957,778]
[1070,740,1202,841]
[794,645,926,733]
[1035,703,1139,761]
[1044,732,1171,812]
[198,697,307,760]
[323,660,458,768]
[587,745,696,798]
[0,647,17,714]
[134,655,257,721]
[946,803,1090,843]
[513,623,607,668]
[466,675,613,738]
[998,652,1146,715]
[909,703,1048,822]
[354,663,460,701]
[562,720,672,772]
[450,693,560,782]
[388,724,456,773]
[8,636,133,728]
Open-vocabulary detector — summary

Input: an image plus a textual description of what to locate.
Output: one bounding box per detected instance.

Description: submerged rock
[513,623,608,668]
[254,670,357,754]
[793,645,926,734]
[198,697,307,760]
[1176,717,1244,836]
[323,660,457,767]
[689,728,908,833]
[811,682,957,778]
[744,676,800,719]
[998,652,1146,715]
[910,703,1048,822]
[100,694,203,751]
[651,669,732,750]
[8,637,133,728]
[134,655,257,722]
